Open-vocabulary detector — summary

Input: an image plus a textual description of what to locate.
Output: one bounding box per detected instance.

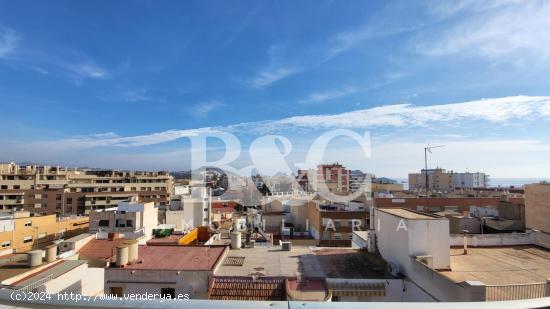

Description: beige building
[524,183,550,233]
[0,211,89,254]
[0,163,173,215]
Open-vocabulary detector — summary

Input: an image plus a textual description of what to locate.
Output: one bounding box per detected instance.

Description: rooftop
[214,245,324,277]
[313,248,393,279]
[439,245,550,285]
[377,208,441,220]
[78,238,127,261]
[113,245,226,271]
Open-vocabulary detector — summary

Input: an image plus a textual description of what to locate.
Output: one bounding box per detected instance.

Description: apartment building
[88,199,158,243]
[307,200,368,246]
[0,163,173,215]
[0,211,89,254]
[408,168,489,192]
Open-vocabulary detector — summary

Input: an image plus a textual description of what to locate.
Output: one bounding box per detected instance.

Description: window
[126,220,133,227]
[110,287,123,297]
[1,185,7,190]
[13,185,20,189]
[23,236,33,243]
[332,233,342,240]
[24,221,32,227]
[98,220,110,227]
[1,241,10,248]
[160,288,175,299]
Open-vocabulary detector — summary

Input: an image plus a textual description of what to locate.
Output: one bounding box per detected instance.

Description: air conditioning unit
[387,262,401,277]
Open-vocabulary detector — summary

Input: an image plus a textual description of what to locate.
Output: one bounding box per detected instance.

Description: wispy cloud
[0,27,21,59]
[67,62,107,79]
[246,19,417,89]
[300,86,359,104]
[30,95,550,148]
[191,100,225,117]
[101,88,152,103]
[300,72,408,104]
[250,67,300,89]
[416,0,550,62]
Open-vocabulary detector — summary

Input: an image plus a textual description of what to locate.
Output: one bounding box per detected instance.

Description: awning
[327,281,386,297]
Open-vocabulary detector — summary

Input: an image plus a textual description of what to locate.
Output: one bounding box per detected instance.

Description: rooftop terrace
[439,245,550,284]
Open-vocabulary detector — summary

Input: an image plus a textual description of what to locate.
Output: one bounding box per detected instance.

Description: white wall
[450,233,532,247]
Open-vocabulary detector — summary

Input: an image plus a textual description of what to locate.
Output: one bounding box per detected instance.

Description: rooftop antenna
[424,144,445,193]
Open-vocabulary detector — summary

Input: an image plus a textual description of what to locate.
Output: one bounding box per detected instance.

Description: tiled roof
[208,276,286,300]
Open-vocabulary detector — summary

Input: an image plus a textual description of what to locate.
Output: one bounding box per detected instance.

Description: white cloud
[417,0,550,62]
[30,95,550,149]
[0,27,21,59]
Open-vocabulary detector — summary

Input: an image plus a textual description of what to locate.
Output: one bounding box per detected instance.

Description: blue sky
[1,0,550,178]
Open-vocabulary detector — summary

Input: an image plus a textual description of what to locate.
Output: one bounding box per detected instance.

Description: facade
[0,211,88,254]
[349,170,373,193]
[88,200,158,243]
[524,183,550,234]
[452,172,489,189]
[408,168,488,191]
[408,168,453,191]
[0,163,173,215]
[307,200,368,246]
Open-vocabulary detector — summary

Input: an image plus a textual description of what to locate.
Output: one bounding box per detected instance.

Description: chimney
[27,250,44,268]
[116,245,129,267]
[45,244,57,263]
[125,240,139,263]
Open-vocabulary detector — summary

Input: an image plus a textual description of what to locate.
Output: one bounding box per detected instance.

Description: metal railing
[486,282,549,301]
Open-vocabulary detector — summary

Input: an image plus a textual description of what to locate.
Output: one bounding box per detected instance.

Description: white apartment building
[88,199,158,243]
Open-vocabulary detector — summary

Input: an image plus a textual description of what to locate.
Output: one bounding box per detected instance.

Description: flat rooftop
[79,238,127,261]
[439,245,550,284]
[115,245,226,271]
[11,260,86,287]
[378,208,440,220]
[214,245,324,277]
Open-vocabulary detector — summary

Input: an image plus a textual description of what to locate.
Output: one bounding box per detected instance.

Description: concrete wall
[105,269,211,299]
[327,278,436,302]
[374,209,450,271]
[449,233,532,247]
[525,184,550,233]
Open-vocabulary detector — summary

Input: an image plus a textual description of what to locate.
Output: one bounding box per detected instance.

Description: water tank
[231,231,241,250]
[116,245,129,267]
[45,244,57,263]
[125,240,139,263]
[27,250,43,267]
